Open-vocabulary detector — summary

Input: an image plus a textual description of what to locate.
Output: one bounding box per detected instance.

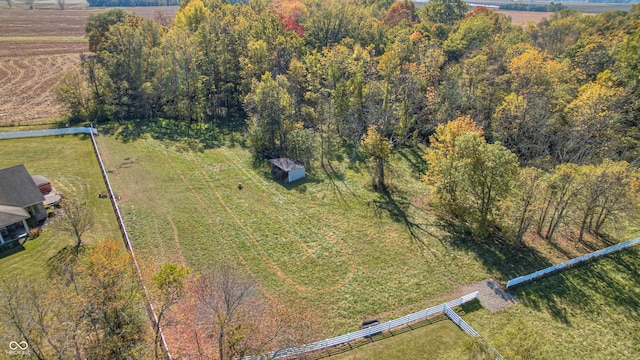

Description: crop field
[0,7,178,126]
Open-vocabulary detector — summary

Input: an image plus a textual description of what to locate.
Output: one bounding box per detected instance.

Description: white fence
[0,127,97,139]
[88,130,173,360]
[443,304,478,337]
[506,236,640,289]
[256,292,479,359]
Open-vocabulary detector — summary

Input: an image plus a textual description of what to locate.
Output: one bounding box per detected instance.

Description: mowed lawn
[330,319,468,360]
[97,133,492,335]
[96,131,640,359]
[0,135,121,279]
[468,248,640,359]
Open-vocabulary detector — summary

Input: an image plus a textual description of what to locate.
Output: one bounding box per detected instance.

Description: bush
[29,228,42,240]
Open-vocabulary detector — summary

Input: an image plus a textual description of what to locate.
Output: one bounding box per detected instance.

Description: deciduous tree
[53,199,94,252]
[419,0,468,25]
[424,116,484,215]
[192,267,313,360]
[152,263,190,359]
[85,8,133,53]
[362,124,393,190]
[245,72,296,158]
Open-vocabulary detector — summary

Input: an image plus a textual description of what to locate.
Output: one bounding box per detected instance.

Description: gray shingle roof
[0,164,45,208]
[268,158,305,172]
[31,174,50,187]
[0,205,30,228]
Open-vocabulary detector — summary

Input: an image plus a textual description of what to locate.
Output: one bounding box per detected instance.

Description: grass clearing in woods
[97,132,492,337]
[95,126,640,359]
[0,129,637,358]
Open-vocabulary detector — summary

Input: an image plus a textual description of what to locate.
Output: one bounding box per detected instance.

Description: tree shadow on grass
[397,147,428,178]
[369,188,439,252]
[98,117,247,150]
[321,161,361,206]
[437,220,578,325]
[513,250,640,326]
[508,246,640,327]
[439,220,555,282]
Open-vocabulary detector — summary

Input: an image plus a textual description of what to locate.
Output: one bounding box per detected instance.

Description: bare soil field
[0,7,178,126]
[497,10,553,25]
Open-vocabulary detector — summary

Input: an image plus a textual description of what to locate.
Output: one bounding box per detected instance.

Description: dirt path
[460,279,518,312]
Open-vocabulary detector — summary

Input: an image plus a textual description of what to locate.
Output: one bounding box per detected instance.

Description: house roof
[31,174,50,187]
[0,164,45,208]
[268,158,305,172]
[0,205,30,228]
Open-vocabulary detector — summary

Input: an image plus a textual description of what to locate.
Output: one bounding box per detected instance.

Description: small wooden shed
[268,158,305,183]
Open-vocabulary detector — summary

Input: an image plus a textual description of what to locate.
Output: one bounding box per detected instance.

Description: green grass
[94,128,640,358]
[329,318,468,360]
[97,133,493,335]
[0,135,121,279]
[466,248,640,359]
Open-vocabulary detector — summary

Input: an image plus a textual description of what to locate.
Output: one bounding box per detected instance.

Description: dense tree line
[498,2,566,12]
[58,0,640,240]
[87,0,180,7]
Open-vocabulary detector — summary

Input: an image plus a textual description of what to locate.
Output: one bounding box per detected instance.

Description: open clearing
[95,126,640,359]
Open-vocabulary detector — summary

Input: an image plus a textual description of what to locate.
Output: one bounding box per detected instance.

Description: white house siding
[288,168,305,182]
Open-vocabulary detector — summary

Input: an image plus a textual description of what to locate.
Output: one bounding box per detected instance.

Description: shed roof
[0,164,45,208]
[0,205,30,228]
[31,175,50,187]
[268,158,305,172]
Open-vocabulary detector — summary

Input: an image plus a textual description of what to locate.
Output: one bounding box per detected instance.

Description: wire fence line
[251,292,479,359]
[0,127,97,139]
[88,129,173,360]
[506,236,640,289]
[444,305,504,360]
[0,126,173,358]
[443,304,478,337]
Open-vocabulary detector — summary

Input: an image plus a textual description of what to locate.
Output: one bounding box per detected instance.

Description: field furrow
[0,54,78,125]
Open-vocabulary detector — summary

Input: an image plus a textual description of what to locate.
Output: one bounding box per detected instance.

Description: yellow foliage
[428,115,484,153]
[362,125,392,159]
[174,0,212,32]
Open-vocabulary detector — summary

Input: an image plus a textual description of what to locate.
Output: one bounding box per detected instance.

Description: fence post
[89,128,173,360]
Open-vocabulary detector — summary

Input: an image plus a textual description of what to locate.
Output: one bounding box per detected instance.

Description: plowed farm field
[0,7,177,126]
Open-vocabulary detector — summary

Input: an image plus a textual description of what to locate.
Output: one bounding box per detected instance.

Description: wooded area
[58,0,640,240]
[22,0,640,358]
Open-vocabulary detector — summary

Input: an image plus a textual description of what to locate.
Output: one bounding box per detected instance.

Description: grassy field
[468,248,640,359]
[0,135,121,279]
[1,129,638,359]
[97,131,494,336]
[330,318,469,360]
[93,124,640,358]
